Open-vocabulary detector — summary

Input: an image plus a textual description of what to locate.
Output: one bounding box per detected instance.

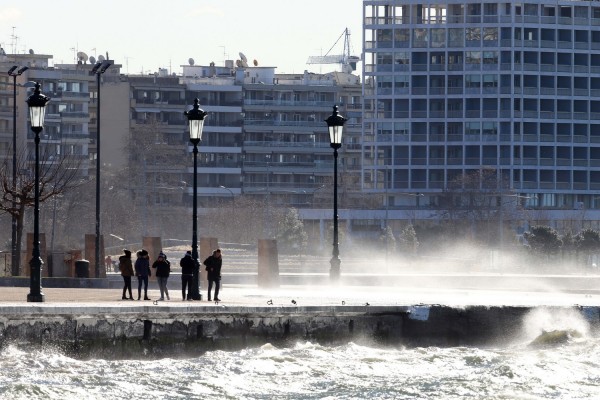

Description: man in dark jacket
[203,248,222,301]
[179,250,195,301]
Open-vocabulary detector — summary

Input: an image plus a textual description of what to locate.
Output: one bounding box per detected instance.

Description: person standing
[180,250,195,301]
[118,249,134,300]
[152,251,171,301]
[203,248,222,301]
[135,249,151,300]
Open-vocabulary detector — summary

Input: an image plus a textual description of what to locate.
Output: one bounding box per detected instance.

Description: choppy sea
[0,334,599,400]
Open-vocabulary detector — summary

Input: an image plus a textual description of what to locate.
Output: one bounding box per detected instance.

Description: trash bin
[75,259,90,278]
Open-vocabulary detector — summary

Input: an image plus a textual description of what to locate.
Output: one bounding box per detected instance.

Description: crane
[306,28,360,73]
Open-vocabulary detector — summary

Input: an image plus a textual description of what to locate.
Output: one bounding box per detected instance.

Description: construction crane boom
[307,28,360,72]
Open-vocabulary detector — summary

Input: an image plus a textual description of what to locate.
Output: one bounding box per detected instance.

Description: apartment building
[0,52,94,179]
[363,0,600,230]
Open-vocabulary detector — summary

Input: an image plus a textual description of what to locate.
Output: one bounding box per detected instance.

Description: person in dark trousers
[152,251,171,301]
[118,249,134,300]
[135,249,151,300]
[180,250,195,301]
[203,248,222,301]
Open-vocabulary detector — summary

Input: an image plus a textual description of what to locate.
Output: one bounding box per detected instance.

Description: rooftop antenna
[10,27,17,54]
[70,47,77,63]
[124,56,132,73]
[220,45,228,65]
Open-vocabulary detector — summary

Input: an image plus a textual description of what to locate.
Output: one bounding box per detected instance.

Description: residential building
[363,0,600,232]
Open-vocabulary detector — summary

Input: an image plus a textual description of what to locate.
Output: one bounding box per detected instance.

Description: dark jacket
[152,259,171,278]
[203,255,222,281]
[135,257,151,277]
[118,255,134,277]
[180,255,195,275]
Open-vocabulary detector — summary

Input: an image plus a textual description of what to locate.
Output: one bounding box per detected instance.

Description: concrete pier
[0,284,599,358]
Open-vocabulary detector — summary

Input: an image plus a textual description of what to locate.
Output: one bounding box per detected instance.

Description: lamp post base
[329,256,341,282]
[27,293,45,302]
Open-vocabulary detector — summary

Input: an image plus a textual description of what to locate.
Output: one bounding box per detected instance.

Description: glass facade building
[363,0,600,212]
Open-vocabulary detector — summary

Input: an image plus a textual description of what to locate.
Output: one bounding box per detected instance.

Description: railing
[244,141,330,149]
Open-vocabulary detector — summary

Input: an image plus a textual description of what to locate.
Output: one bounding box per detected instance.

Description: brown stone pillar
[85,234,106,277]
[258,239,280,288]
[200,237,218,289]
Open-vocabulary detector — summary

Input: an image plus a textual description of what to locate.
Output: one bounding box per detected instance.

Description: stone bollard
[257,239,280,288]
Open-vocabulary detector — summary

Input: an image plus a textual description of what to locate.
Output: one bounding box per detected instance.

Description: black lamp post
[26,82,50,302]
[185,98,207,300]
[325,105,346,282]
[8,65,28,276]
[90,60,113,278]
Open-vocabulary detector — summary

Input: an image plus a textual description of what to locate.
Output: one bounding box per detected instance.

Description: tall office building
[363,0,600,229]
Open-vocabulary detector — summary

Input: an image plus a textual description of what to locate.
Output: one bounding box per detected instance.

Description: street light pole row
[325,105,347,282]
[90,60,113,278]
[8,65,28,276]
[26,82,50,302]
[185,98,207,300]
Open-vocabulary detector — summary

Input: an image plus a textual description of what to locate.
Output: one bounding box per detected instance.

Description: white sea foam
[0,340,599,399]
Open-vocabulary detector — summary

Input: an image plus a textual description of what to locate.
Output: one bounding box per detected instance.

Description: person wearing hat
[118,249,134,300]
[135,249,151,300]
[152,251,171,301]
[179,250,195,300]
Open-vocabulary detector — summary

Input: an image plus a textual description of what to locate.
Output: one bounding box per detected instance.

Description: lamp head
[90,61,102,74]
[17,66,29,75]
[185,98,208,144]
[26,82,50,132]
[99,60,113,73]
[7,66,18,75]
[325,105,347,149]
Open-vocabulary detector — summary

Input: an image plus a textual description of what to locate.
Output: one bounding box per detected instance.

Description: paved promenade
[1,282,599,309]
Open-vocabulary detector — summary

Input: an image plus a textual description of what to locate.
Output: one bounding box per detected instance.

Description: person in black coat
[180,250,195,301]
[203,248,222,301]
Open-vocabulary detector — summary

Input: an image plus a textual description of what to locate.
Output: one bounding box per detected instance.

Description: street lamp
[8,65,28,276]
[325,105,347,282]
[185,98,207,300]
[26,82,50,302]
[90,59,113,278]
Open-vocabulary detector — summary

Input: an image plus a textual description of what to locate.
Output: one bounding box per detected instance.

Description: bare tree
[0,147,81,275]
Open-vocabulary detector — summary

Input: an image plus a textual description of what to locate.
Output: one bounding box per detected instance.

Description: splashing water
[1,338,599,400]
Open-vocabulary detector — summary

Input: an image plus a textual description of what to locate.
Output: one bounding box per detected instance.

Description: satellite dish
[29,49,34,55]
[89,56,96,64]
[188,58,195,66]
[98,54,105,62]
[253,59,258,66]
[239,52,248,63]
[77,51,88,63]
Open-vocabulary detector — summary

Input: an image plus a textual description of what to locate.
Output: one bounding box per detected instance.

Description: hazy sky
[0,1,363,75]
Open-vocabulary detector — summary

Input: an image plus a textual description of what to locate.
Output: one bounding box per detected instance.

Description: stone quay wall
[1,305,598,359]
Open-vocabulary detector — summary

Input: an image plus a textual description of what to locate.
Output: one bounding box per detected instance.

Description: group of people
[118,248,222,301]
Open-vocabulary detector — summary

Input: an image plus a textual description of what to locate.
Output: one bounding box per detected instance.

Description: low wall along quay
[1,304,599,359]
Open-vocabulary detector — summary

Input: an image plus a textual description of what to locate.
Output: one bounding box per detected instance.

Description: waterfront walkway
[1,281,599,310]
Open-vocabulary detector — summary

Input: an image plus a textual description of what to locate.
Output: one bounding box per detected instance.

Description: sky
[0,0,363,75]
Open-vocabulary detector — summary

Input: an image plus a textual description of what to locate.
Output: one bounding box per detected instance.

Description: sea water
[0,336,599,400]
